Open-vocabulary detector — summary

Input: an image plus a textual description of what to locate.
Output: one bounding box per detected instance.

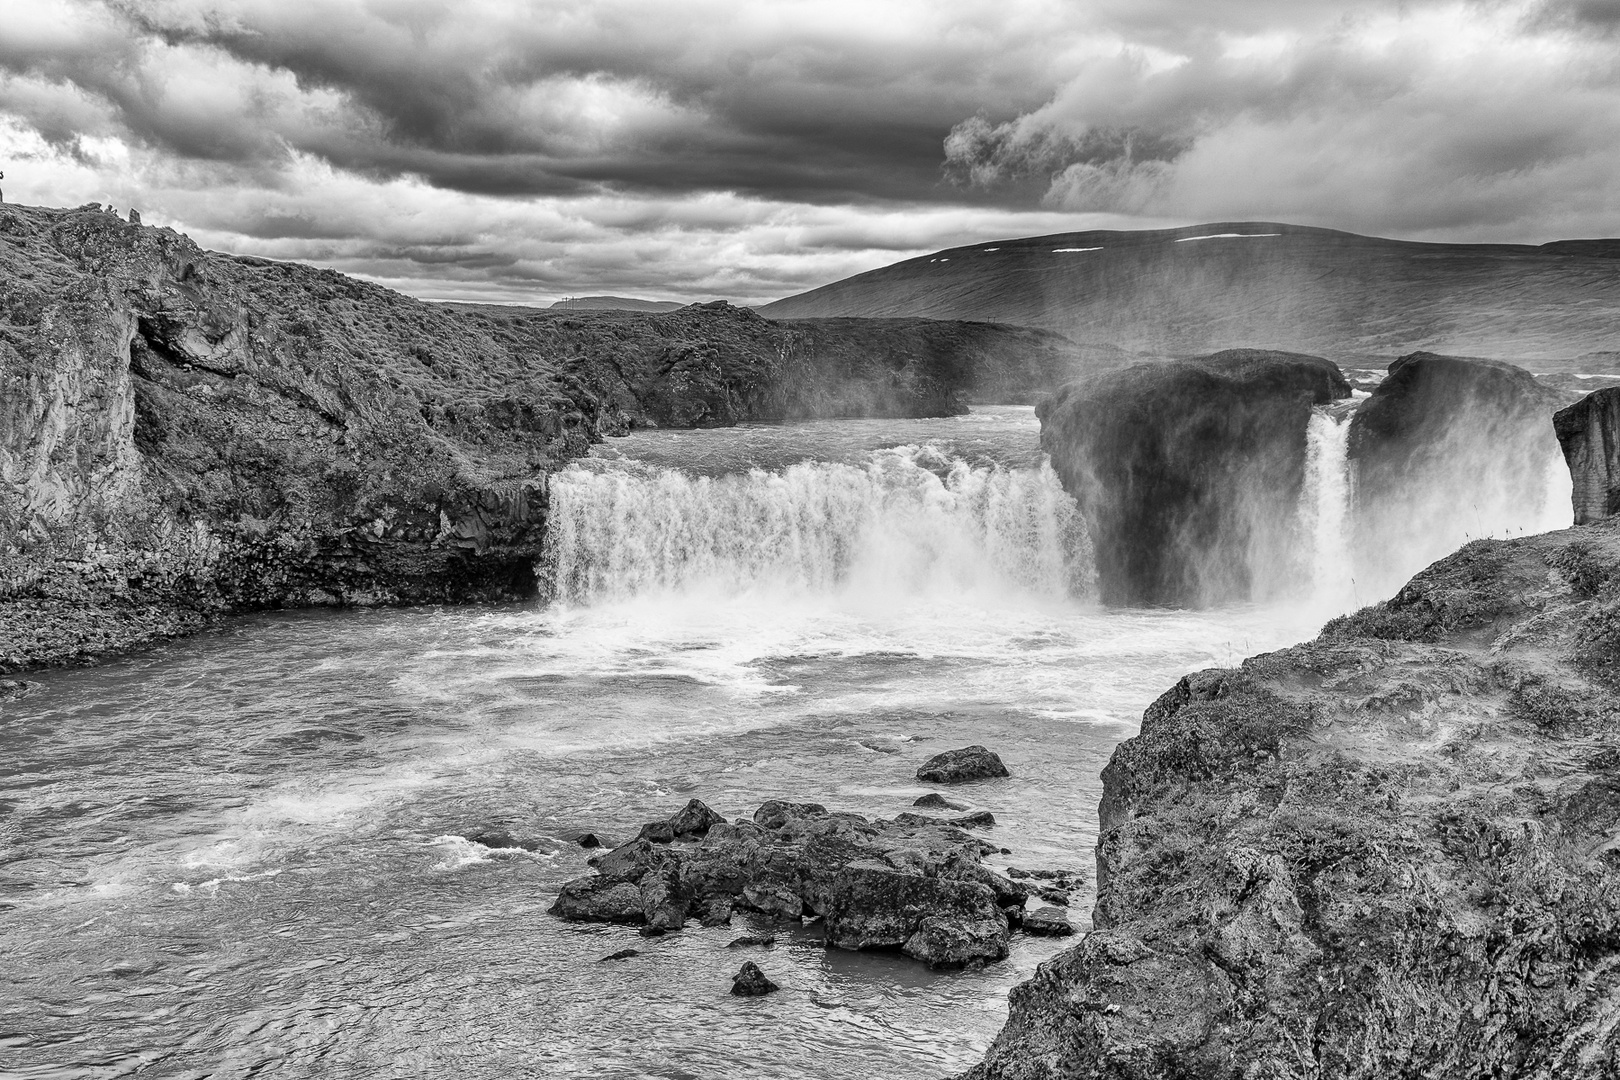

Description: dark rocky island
[1037,350,1350,606]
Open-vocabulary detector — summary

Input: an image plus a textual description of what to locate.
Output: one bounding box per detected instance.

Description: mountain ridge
[760,221,1620,366]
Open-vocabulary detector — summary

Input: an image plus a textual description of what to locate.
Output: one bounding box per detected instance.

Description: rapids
[0,407,1426,1077]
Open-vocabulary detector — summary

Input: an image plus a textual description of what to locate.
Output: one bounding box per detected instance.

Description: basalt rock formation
[1348,352,1571,598]
[1555,388,1620,526]
[0,203,1060,672]
[1038,350,1350,607]
[550,799,1036,969]
[959,521,1620,1080]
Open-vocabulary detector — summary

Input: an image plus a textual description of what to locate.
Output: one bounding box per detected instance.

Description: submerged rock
[599,949,640,962]
[959,522,1620,1079]
[893,810,996,829]
[462,827,542,852]
[1556,387,1620,525]
[916,746,1009,784]
[912,793,968,811]
[727,935,777,949]
[1038,349,1350,606]
[1020,907,1074,937]
[551,799,1033,967]
[730,961,779,996]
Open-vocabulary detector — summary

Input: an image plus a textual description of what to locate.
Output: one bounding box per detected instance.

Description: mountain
[760,222,1620,368]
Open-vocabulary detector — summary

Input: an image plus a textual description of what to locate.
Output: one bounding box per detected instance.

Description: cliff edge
[959,521,1620,1078]
[0,203,1049,671]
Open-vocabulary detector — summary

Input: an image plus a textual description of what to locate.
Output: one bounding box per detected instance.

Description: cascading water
[543,444,1095,605]
[1300,405,1357,611]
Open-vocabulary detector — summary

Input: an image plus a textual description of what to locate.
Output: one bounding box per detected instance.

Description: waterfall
[543,446,1093,605]
[1300,406,1356,610]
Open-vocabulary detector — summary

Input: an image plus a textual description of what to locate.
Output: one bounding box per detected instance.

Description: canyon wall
[1556,388,1620,526]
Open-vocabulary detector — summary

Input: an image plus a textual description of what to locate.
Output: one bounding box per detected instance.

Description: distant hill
[759,223,1620,368]
[549,295,684,312]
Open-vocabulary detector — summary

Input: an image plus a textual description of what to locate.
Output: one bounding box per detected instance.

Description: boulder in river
[957,522,1620,1079]
[1038,349,1350,606]
[731,961,779,996]
[1020,907,1074,937]
[1555,387,1620,525]
[916,746,1009,783]
[893,810,995,829]
[551,801,1034,967]
[912,793,968,810]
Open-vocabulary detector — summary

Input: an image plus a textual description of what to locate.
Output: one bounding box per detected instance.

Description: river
[1,408,1357,1079]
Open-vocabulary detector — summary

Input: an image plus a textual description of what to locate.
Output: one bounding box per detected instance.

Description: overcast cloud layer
[2,0,1617,303]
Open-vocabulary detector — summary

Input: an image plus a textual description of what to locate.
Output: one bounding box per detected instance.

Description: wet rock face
[1555,388,1620,525]
[1349,352,1569,597]
[959,522,1620,1080]
[1038,350,1350,607]
[551,800,1034,969]
[916,745,1009,783]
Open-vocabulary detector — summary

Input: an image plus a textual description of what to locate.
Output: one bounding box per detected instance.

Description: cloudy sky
[2,0,1618,304]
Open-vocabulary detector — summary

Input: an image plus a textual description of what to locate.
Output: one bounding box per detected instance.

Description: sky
[2,0,1618,304]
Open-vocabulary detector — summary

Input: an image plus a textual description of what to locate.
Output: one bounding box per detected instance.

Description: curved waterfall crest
[543,444,1096,605]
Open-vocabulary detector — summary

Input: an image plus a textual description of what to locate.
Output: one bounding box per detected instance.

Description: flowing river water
[0,407,1442,1078]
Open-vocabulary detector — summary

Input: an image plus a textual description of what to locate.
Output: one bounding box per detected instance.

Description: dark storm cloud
[5,0,1059,206]
[2,0,1618,305]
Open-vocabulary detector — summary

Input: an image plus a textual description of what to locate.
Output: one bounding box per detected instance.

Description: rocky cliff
[1348,352,1571,597]
[959,521,1620,1079]
[1036,350,1350,607]
[0,203,1061,671]
[1555,388,1620,526]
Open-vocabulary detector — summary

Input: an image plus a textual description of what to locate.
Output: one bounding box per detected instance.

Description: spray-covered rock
[1555,387,1620,525]
[1038,349,1350,606]
[1349,352,1570,597]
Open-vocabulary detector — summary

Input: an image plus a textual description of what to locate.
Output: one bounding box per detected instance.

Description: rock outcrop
[1038,350,1350,606]
[549,799,1036,969]
[959,521,1620,1079]
[1555,388,1620,525]
[1349,352,1570,598]
[0,204,1060,672]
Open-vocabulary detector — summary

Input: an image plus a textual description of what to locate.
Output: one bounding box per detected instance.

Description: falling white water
[1300,407,1356,611]
[543,445,1094,605]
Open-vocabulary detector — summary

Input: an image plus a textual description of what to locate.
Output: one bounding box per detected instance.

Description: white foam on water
[1052,247,1102,253]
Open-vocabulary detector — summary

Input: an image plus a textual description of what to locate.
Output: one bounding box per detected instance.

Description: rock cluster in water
[959,520,1620,1079]
[1037,349,1351,606]
[549,798,1048,969]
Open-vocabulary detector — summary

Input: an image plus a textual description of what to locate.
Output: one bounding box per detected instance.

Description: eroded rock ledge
[960,521,1620,1079]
